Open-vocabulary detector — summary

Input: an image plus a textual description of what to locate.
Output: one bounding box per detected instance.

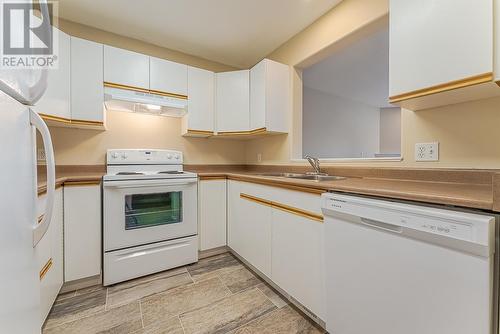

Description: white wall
[379,107,401,154]
[302,87,380,158]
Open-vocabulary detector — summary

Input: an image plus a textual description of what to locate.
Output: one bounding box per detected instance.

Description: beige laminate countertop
[37,165,497,212]
[197,172,495,211]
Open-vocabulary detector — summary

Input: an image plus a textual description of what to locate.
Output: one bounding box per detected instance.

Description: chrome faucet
[304,155,323,175]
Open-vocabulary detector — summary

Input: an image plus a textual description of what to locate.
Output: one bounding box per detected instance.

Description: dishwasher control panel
[399,215,473,240]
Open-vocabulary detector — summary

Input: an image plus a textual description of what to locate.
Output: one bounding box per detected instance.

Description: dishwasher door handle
[360,217,403,234]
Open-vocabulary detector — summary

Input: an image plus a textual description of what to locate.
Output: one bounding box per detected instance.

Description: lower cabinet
[37,188,64,326]
[271,209,325,320]
[227,180,325,320]
[198,179,227,251]
[228,181,272,278]
[64,184,102,282]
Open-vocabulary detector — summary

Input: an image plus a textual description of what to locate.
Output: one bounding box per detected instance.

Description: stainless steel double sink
[257,172,346,182]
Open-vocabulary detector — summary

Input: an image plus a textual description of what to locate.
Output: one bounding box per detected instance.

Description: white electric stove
[102,149,198,286]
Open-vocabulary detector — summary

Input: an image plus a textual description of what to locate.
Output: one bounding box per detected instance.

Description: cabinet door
[198,179,226,251]
[70,37,104,123]
[36,28,70,119]
[104,45,149,89]
[37,189,64,325]
[227,181,272,277]
[389,0,493,98]
[150,57,187,96]
[216,70,250,133]
[183,66,215,135]
[271,209,325,320]
[64,185,101,282]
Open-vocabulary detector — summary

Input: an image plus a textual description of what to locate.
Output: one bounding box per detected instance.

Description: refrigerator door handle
[30,109,55,247]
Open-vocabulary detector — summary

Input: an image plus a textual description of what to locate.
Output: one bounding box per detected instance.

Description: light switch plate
[37,148,46,162]
[415,142,439,161]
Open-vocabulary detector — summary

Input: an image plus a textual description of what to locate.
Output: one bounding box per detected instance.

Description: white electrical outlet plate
[415,142,439,161]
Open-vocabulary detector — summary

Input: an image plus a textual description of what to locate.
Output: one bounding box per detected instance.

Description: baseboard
[228,247,326,330]
[198,246,229,259]
[60,274,102,293]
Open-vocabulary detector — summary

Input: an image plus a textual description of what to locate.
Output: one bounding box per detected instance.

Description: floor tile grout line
[178,314,187,334]
[139,301,145,329]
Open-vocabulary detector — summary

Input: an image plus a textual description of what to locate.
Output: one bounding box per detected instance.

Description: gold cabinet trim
[240,193,323,223]
[186,129,215,136]
[103,82,188,100]
[217,127,267,136]
[39,258,53,281]
[199,175,227,181]
[39,113,104,127]
[389,72,494,103]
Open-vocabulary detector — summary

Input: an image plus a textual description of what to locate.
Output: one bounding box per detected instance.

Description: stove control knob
[174,154,180,160]
[167,154,173,159]
[121,153,128,159]
[111,152,118,159]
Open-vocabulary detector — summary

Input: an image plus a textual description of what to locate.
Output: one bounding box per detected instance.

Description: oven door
[103,178,198,251]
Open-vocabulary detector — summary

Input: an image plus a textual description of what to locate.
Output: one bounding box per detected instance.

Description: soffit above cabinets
[58,0,343,68]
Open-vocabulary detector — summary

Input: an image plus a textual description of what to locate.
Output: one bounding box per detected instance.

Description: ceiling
[303,26,393,108]
[57,0,343,69]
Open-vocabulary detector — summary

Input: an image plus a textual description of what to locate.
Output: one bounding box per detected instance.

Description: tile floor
[42,252,324,334]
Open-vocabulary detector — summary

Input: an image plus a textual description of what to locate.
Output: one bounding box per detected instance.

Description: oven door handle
[103,178,198,188]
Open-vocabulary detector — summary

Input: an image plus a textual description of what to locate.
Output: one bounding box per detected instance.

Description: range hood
[104,85,187,117]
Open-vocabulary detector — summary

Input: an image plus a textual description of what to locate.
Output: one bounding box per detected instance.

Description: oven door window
[124,191,182,230]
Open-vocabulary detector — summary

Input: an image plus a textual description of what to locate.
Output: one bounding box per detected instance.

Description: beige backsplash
[49,110,247,165]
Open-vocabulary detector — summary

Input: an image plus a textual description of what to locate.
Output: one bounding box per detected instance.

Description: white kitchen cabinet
[227,181,272,278]
[216,70,250,133]
[70,37,105,124]
[150,57,187,96]
[250,59,289,133]
[104,45,149,89]
[37,188,63,326]
[198,179,226,250]
[182,66,215,137]
[271,204,325,320]
[36,28,70,120]
[64,184,101,282]
[389,0,500,109]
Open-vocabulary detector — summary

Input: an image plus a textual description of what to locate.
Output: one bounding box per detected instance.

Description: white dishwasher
[321,193,498,334]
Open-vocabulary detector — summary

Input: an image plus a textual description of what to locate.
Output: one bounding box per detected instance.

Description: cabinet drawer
[104,236,198,286]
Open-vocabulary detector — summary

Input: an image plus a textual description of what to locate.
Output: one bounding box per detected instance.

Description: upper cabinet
[216,70,250,133]
[182,66,215,137]
[150,57,188,96]
[103,45,149,89]
[389,0,500,110]
[250,59,289,133]
[36,28,70,120]
[70,37,105,127]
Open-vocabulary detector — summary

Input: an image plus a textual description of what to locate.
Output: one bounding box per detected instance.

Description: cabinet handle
[39,258,53,281]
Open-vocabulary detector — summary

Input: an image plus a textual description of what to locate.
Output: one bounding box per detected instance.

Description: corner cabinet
[227,180,326,320]
[182,67,215,137]
[389,0,500,110]
[216,70,250,134]
[70,37,105,128]
[250,59,289,133]
[227,181,272,278]
[37,188,64,326]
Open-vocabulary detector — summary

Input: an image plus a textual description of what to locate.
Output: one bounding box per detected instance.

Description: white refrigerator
[0,0,56,333]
